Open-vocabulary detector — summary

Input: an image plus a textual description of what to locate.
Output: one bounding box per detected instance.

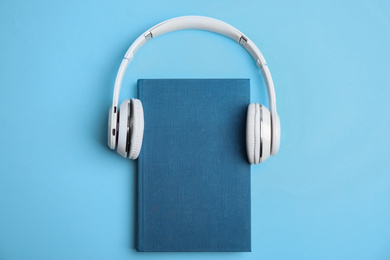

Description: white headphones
[108,16,280,164]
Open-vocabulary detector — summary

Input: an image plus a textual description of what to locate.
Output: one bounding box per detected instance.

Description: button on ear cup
[246,103,272,164]
[128,99,144,159]
[117,100,131,158]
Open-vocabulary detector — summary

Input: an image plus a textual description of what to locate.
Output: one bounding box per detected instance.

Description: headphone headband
[110,16,280,155]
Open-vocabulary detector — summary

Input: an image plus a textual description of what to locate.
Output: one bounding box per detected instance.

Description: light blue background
[1,0,389,259]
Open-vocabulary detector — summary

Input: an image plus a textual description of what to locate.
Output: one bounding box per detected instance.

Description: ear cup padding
[246,103,261,164]
[246,104,272,164]
[260,105,271,163]
[128,99,144,159]
[117,100,131,158]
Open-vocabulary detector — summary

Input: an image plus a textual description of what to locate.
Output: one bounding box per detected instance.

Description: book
[137,79,251,252]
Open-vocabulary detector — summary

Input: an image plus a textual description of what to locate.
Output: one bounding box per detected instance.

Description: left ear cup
[246,103,272,164]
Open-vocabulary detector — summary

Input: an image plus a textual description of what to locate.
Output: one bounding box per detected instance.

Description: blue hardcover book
[137,79,251,252]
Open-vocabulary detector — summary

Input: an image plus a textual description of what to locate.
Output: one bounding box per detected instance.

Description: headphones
[108,16,280,164]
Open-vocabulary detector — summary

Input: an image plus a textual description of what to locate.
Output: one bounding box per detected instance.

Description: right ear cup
[246,103,271,164]
[117,99,145,159]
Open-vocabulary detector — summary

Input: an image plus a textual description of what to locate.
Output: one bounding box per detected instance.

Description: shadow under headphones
[108,16,281,164]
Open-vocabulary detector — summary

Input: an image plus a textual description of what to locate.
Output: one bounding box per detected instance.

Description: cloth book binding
[137,79,251,252]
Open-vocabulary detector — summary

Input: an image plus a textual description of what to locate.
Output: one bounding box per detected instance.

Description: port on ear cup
[246,103,271,164]
[128,99,144,159]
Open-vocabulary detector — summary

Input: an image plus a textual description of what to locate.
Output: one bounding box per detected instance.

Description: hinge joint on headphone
[239,36,248,46]
[144,31,153,41]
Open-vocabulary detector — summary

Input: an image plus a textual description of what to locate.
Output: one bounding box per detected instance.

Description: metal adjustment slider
[144,31,153,41]
[239,35,248,46]
[257,59,267,69]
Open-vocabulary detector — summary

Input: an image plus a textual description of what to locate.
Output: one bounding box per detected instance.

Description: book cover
[137,79,251,252]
